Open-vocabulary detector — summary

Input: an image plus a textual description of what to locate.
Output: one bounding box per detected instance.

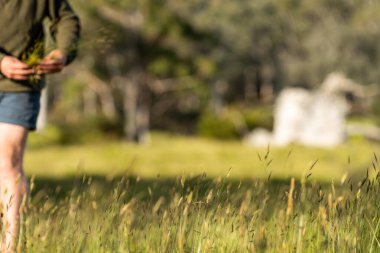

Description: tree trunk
[36,87,48,131]
[211,80,227,116]
[254,66,263,100]
[76,71,117,119]
[124,78,138,142]
[123,75,151,144]
[82,88,98,116]
[136,104,150,144]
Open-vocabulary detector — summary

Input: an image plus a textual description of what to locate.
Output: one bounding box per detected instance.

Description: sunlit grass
[26,131,378,181]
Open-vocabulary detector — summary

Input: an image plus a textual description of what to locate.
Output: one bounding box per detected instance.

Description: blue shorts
[0,91,41,130]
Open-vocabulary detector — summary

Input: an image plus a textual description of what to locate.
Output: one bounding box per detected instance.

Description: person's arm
[38,0,80,74]
[48,0,81,65]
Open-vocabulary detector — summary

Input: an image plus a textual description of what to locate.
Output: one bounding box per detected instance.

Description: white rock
[246,72,363,147]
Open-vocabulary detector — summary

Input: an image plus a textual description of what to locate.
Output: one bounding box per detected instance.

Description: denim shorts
[0,91,41,130]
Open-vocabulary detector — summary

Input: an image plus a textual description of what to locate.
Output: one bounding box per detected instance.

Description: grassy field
[17,131,380,252]
[26,131,378,181]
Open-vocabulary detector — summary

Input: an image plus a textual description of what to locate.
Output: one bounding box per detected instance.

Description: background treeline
[44,0,380,142]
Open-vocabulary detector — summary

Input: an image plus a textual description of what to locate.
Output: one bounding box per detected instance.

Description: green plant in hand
[21,42,44,87]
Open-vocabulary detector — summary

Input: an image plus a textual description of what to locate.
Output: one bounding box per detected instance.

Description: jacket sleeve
[0,52,5,64]
[0,51,6,63]
[0,52,6,78]
[48,0,81,65]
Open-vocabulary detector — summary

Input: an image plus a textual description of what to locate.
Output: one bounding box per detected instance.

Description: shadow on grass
[31,174,336,204]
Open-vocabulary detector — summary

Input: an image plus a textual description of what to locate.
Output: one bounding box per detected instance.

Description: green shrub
[28,124,63,148]
[243,106,274,131]
[197,108,246,139]
[53,116,123,144]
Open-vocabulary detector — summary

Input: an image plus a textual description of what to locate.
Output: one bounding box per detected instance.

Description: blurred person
[0,0,80,251]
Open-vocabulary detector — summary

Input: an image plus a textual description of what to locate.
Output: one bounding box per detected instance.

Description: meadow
[19,131,380,252]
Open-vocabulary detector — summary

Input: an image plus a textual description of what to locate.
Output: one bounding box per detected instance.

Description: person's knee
[0,157,26,192]
[0,157,23,178]
[0,143,24,170]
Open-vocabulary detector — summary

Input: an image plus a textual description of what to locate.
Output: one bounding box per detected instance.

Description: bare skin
[0,57,34,81]
[0,123,28,253]
[0,49,67,252]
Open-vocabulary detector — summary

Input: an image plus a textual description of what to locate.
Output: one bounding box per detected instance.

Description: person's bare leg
[0,123,28,253]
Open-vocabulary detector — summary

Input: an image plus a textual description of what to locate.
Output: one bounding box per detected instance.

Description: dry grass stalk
[286,178,295,218]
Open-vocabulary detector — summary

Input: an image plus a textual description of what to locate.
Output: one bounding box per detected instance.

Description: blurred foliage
[31,118,123,146]
[197,106,274,139]
[44,0,380,138]
[242,106,274,131]
[29,125,63,148]
[197,108,247,139]
[54,117,123,144]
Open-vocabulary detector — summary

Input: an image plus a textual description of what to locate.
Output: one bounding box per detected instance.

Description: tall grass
[18,167,380,252]
[20,131,380,252]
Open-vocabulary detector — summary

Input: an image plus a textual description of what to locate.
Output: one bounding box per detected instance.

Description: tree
[45,0,380,139]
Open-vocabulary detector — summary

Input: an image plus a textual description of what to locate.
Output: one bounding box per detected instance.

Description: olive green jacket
[0,0,80,91]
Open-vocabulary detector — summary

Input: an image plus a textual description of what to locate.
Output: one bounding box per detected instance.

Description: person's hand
[0,56,35,80]
[37,50,67,75]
